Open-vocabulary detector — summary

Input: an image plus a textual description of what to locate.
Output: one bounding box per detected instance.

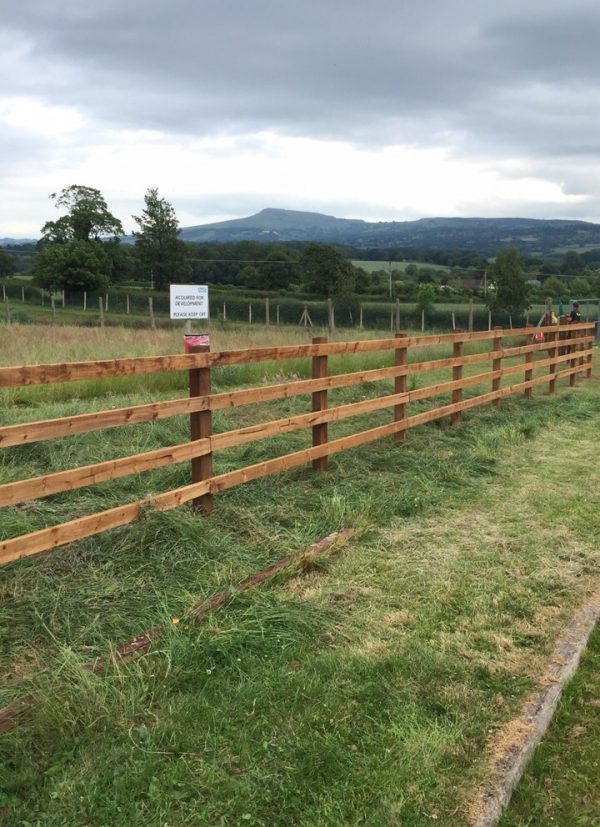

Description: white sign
[169,284,209,319]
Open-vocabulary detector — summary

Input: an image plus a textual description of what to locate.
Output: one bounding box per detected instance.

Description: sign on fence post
[169,285,209,320]
[189,342,213,512]
[312,336,329,472]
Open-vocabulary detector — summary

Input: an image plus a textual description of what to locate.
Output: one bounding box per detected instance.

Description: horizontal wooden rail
[3,335,594,450]
[0,439,211,507]
[4,345,593,509]
[0,479,211,565]
[0,364,409,448]
[0,358,589,565]
[0,324,593,388]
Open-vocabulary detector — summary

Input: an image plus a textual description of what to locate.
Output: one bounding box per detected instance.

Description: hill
[179,209,600,256]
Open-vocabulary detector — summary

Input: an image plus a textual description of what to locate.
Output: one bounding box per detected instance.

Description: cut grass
[497,621,600,827]
[0,324,599,826]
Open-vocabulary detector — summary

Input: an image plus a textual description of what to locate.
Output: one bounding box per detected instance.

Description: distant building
[460,278,483,290]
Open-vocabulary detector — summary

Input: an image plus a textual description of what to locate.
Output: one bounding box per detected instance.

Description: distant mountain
[179,208,600,256]
[0,238,38,246]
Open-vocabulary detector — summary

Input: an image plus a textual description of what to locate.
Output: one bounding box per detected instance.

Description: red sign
[184,334,210,353]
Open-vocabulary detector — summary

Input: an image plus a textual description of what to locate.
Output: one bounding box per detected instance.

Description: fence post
[586,324,593,378]
[189,343,213,512]
[21,286,25,303]
[312,335,328,472]
[105,293,109,313]
[62,290,65,309]
[548,327,557,395]
[249,303,252,324]
[421,309,425,332]
[265,297,270,326]
[492,326,502,407]
[468,298,474,332]
[394,332,408,443]
[276,304,280,325]
[327,299,334,334]
[452,329,464,426]
[126,294,130,314]
[148,296,156,330]
[83,291,87,312]
[51,295,56,324]
[569,327,577,387]
[452,311,456,330]
[524,327,534,399]
[395,298,400,333]
[359,304,363,330]
[4,296,10,325]
[1,284,5,301]
[99,295,105,328]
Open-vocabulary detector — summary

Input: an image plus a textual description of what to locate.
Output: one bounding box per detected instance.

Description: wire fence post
[99,295,105,328]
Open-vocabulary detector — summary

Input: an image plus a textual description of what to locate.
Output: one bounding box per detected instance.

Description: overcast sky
[2,0,600,236]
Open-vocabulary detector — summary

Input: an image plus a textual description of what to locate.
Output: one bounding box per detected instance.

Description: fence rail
[0,323,594,565]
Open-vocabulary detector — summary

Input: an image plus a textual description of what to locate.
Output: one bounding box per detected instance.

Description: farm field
[0,323,599,826]
[351,259,452,274]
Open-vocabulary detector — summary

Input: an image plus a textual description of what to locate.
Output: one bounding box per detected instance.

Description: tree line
[2,185,600,316]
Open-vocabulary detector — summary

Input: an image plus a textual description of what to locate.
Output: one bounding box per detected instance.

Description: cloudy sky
[2,0,600,236]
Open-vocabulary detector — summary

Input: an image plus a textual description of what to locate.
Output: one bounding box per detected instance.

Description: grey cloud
[5,0,600,227]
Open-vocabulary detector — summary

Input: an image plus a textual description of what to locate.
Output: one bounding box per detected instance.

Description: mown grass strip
[498,620,600,827]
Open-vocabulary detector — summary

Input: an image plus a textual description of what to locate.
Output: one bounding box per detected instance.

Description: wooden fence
[0,323,594,566]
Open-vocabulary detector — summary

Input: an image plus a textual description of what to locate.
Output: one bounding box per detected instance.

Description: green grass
[498,623,600,826]
[351,260,451,274]
[1,325,599,825]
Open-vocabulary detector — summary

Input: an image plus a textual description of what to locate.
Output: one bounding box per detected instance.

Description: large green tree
[34,185,124,293]
[41,185,123,243]
[132,188,190,289]
[0,248,17,277]
[490,246,530,316]
[32,240,111,292]
[302,243,357,296]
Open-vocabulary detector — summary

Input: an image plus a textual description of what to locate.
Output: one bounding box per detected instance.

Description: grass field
[351,260,452,274]
[0,323,599,826]
[499,622,600,826]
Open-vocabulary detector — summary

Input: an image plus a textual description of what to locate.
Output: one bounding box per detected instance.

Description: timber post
[524,327,534,399]
[492,326,502,407]
[451,329,464,426]
[394,332,408,442]
[311,336,329,472]
[189,343,213,512]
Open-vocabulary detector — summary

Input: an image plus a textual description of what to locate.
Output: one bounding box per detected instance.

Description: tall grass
[0,323,598,826]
